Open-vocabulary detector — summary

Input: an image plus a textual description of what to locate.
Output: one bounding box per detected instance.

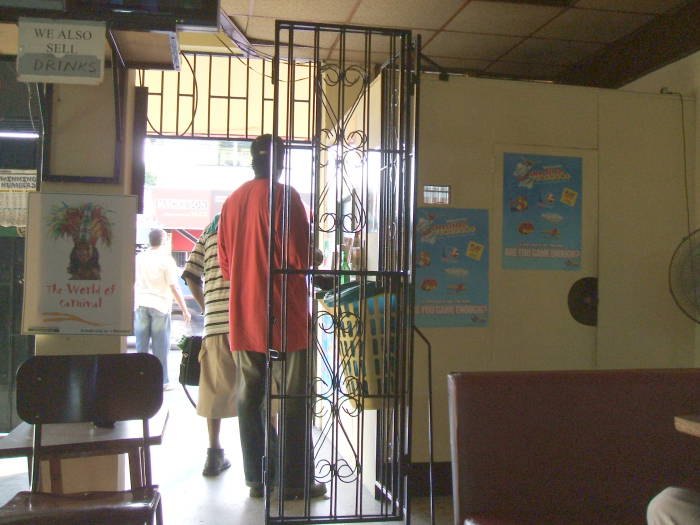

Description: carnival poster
[502,153,582,270]
[22,193,137,335]
[415,208,488,327]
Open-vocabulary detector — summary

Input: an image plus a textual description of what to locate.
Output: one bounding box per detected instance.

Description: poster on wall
[502,152,582,270]
[415,208,488,327]
[0,169,36,228]
[22,192,136,335]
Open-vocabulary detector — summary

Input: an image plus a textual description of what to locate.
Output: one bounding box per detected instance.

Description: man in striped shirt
[182,214,238,476]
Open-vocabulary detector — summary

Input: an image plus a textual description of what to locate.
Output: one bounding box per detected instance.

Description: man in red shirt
[218,134,325,500]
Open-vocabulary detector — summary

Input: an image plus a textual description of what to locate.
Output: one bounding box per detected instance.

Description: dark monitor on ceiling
[0,0,220,31]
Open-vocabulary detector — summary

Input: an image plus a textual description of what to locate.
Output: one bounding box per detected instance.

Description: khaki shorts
[196,334,238,419]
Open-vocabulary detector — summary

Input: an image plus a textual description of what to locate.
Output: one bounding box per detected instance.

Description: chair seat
[0,487,160,525]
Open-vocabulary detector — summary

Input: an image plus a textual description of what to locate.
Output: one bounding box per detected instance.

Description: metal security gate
[266,21,418,524]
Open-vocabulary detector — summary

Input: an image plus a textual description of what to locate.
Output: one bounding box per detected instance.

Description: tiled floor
[0,349,453,524]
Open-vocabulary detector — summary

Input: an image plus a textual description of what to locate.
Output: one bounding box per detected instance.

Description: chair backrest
[15,353,163,492]
[16,353,162,425]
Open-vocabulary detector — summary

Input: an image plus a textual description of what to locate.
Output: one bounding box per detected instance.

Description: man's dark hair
[149,228,164,247]
[251,134,285,179]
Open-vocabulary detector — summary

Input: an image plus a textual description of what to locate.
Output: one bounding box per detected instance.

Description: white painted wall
[413,73,696,463]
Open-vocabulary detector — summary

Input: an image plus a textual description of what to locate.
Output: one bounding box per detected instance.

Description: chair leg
[155,499,163,525]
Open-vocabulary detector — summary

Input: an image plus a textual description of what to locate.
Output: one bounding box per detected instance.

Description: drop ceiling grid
[350,0,463,31]
[221,0,360,23]
[500,38,604,66]
[445,1,565,36]
[534,9,655,42]
[424,31,522,61]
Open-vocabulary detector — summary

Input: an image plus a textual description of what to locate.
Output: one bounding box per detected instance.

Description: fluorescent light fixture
[0,131,40,139]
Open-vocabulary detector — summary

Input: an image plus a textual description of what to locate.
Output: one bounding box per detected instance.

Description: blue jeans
[134,306,171,384]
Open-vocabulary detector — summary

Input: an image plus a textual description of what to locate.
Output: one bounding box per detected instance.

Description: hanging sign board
[17,17,105,85]
[22,192,136,335]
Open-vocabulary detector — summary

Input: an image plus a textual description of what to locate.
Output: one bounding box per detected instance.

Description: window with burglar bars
[137,53,314,141]
[423,184,450,205]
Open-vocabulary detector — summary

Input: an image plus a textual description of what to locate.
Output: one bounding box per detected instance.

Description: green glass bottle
[340,250,350,285]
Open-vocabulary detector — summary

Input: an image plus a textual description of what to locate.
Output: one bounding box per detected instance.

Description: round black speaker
[568,277,598,326]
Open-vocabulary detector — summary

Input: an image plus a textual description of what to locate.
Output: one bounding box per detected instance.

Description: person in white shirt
[134,228,190,389]
[648,486,700,524]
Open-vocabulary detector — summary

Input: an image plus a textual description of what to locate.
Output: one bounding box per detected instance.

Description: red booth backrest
[448,369,700,525]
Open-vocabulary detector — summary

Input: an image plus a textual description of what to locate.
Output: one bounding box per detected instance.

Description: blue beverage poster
[502,153,582,270]
[415,208,488,327]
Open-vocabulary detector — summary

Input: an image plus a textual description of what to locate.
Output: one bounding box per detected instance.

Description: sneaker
[202,448,231,476]
[283,482,327,500]
[163,383,175,391]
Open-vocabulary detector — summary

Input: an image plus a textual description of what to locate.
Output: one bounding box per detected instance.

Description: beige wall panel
[491,80,599,150]
[597,90,695,368]
[413,74,693,462]
[419,77,598,461]
[49,69,117,179]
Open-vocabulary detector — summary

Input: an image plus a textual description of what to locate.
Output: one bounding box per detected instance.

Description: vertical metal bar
[159,70,165,135]
[245,56,250,138]
[266,21,281,525]
[207,54,213,137]
[175,57,181,135]
[30,424,41,492]
[226,55,231,139]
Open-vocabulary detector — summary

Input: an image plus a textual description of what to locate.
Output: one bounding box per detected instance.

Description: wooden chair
[0,353,164,525]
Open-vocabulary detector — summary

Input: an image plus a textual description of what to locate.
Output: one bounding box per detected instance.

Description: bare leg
[208,418,222,449]
[202,418,230,476]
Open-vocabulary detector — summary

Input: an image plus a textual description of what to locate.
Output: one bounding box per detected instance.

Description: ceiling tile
[424,31,522,60]
[232,15,274,42]
[485,60,566,79]
[573,0,685,14]
[536,8,654,42]
[501,37,603,65]
[222,0,357,23]
[447,1,563,36]
[351,0,463,31]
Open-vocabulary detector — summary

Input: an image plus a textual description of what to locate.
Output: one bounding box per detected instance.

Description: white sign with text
[17,17,105,85]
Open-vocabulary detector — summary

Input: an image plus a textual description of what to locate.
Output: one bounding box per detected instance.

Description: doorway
[136,23,419,521]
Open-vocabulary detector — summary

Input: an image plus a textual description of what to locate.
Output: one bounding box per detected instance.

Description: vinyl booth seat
[447,369,700,525]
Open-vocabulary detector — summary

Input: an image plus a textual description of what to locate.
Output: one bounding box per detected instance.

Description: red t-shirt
[218,179,310,352]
